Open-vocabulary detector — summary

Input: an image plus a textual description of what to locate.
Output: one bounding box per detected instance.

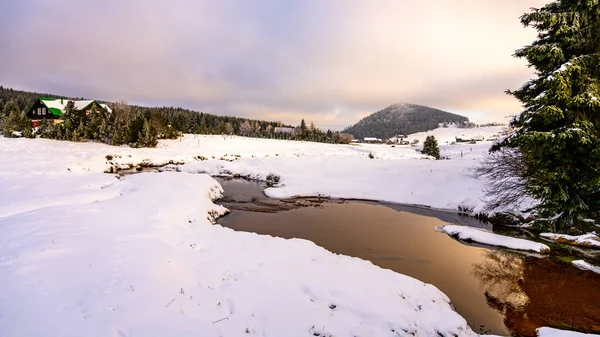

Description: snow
[100,103,112,112]
[537,327,600,337]
[554,62,573,74]
[37,98,110,113]
[437,225,551,253]
[572,260,600,275]
[0,136,480,336]
[540,233,600,249]
[73,99,95,110]
[535,92,546,100]
[400,125,506,146]
[2,133,499,213]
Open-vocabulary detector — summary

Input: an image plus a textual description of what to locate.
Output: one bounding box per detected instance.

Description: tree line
[0,87,353,146]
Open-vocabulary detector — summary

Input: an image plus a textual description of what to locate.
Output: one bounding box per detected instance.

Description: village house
[273,126,295,134]
[27,98,112,126]
[363,137,382,144]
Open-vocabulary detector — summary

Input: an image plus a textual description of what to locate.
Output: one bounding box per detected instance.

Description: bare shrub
[476,147,528,212]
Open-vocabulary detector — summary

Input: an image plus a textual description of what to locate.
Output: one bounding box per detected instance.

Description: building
[27,98,112,125]
[363,137,382,143]
[274,127,295,134]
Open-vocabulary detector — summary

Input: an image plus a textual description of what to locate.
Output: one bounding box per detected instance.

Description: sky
[0,0,549,130]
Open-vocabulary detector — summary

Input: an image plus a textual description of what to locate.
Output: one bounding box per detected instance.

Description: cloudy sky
[1,0,548,130]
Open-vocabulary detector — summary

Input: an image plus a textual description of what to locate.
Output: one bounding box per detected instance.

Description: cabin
[274,127,295,134]
[27,98,112,126]
[363,137,382,144]
[387,135,410,145]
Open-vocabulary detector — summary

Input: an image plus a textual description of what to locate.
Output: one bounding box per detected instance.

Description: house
[274,127,295,134]
[363,137,382,143]
[387,135,410,145]
[27,98,112,125]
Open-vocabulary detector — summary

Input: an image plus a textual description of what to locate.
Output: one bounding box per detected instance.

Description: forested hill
[0,86,286,135]
[342,103,469,139]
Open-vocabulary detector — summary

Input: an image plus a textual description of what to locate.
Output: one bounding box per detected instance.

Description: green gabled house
[27,97,112,125]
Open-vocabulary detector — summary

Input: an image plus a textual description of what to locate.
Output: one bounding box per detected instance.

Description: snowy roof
[99,103,112,113]
[40,98,67,116]
[38,98,111,116]
[274,127,294,133]
[73,100,95,110]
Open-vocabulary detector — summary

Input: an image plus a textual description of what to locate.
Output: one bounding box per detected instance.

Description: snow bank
[0,137,478,336]
[572,260,600,275]
[438,225,551,253]
[540,233,600,249]
[537,327,600,337]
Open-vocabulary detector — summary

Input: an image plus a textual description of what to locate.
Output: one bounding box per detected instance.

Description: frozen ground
[0,136,480,336]
[437,225,551,253]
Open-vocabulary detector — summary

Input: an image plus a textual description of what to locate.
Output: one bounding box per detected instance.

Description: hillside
[343,103,469,139]
[406,125,506,145]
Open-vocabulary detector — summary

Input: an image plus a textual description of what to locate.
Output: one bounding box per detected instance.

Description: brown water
[215,178,600,337]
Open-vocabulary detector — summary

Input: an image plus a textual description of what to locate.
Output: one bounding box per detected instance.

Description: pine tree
[422,135,440,159]
[300,119,307,134]
[500,0,600,232]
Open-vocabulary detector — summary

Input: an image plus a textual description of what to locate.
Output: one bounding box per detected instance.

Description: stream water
[215,178,600,337]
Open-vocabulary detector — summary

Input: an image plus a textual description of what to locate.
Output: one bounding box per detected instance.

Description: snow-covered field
[0,135,487,336]
[1,130,597,337]
[0,128,499,214]
[405,125,506,145]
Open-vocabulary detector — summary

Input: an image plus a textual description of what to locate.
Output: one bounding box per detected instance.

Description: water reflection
[216,178,600,336]
[473,251,600,336]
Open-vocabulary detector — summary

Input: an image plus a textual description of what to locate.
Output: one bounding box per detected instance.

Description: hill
[342,103,469,139]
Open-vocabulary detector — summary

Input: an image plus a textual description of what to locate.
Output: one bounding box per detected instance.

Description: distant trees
[0,87,355,146]
[422,135,440,159]
[1,110,32,138]
[225,122,233,135]
[300,119,307,134]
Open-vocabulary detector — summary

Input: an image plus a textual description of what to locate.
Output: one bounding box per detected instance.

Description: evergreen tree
[422,135,440,159]
[300,119,307,134]
[499,0,600,232]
